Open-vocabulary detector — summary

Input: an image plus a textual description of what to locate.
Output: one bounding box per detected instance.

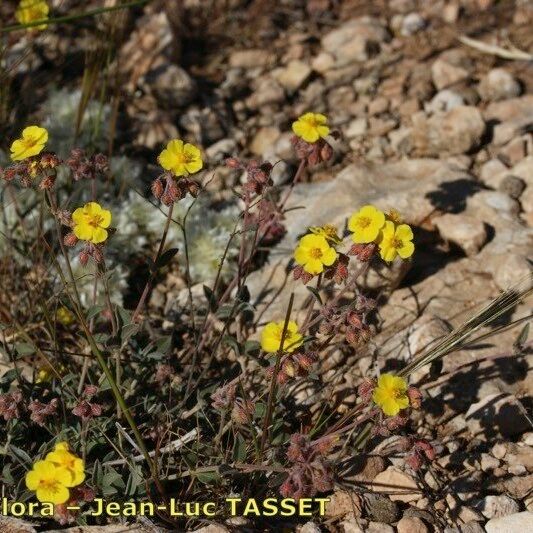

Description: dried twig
[458,35,533,61]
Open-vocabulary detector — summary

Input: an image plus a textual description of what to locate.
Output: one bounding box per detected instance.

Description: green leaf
[244,340,261,356]
[9,445,33,466]
[306,286,323,305]
[122,323,140,343]
[155,247,179,271]
[233,434,247,462]
[223,335,240,357]
[203,285,218,312]
[86,304,106,320]
[196,470,220,484]
[14,342,35,357]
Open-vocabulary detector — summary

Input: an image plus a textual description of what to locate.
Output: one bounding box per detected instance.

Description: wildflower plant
[0,105,530,532]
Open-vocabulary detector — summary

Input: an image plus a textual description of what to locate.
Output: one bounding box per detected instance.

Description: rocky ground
[2,0,533,532]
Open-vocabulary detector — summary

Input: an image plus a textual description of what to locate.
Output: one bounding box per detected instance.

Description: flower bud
[358,378,375,402]
[151,178,164,199]
[320,142,333,162]
[225,157,242,169]
[79,250,89,266]
[407,387,422,409]
[282,359,297,378]
[38,175,56,190]
[63,232,78,247]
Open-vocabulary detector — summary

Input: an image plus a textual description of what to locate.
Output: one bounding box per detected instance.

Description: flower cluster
[66,149,109,181]
[25,442,85,504]
[3,126,60,189]
[152,139,203,205]
[358,373,422,421]
[62,202,112,265]
[348,205,415,262]
[280,434,334,499]
[320,295,375,347]
[291,113,336,166]
[261,321,318,383]
[15,0,49,30]
[72,385,102,421]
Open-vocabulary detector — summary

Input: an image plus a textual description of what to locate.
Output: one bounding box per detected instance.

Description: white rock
[275,60,312,92]
[478,69,521,102]
[312,52,336,73]
[346,117,368,138]
[397,516,428,533]
[300,521,322,533]
[372,467,421,503]
[476,495,520,519]
[485,512,533,533]
[480,453,500,471]
[434,213,488,256]
[249,126,281,155]
[425,89,465,113]
[321,17,389,67]
[205,138,237,162]
[431,58,469,90]
[229,49,271,69]
[401,13,427,36]
[411,106,485,155]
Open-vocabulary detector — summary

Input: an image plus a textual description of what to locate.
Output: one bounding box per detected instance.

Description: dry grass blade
[399,274,533,378]
[458,35,533,61]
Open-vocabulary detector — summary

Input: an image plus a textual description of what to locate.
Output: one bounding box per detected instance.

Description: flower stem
[259,293,294,459]
[132,202,175,322]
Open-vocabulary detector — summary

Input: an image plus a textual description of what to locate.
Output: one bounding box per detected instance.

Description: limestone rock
[434,213,488,256]
[397,516,428,533]
[372,467,420,503]
[321,17,390,67]
[411,106,485,155]
[475,495,520,519]
[485,512,533,533]
[431,58,469,90]
[478,69,521,102]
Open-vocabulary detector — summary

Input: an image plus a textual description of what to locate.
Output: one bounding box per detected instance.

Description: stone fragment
[478,69,521,102]
[485,512,533,533]
[412,106,485,155]
[434,213,488,256]
[372,467,420,503]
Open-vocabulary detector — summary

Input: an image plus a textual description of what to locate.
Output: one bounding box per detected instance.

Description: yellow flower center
[391,237,403,249]
[38,478,62,492]
[23,135,38,149]
[87,214,104,228]
[357,216,371,228]
[309,247,323,259]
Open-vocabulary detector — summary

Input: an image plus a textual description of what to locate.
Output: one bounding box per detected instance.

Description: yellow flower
[45,442,85,487]
[292,112,330,143]
[158,139,203,177]
[378,221,415,262]
[372,373,409,416]
[25,460,71,504]
[72,202,112,244]
[261,320,303,353]
[348,205,386,244]
[15,0,49,30]
[10,125,49,161]
[309,224,342,245]
[56,306,75,326]
[294,234,337,275]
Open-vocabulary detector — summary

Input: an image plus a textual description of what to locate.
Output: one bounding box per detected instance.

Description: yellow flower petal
[73,223,93,241]
[91,227,108,244]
